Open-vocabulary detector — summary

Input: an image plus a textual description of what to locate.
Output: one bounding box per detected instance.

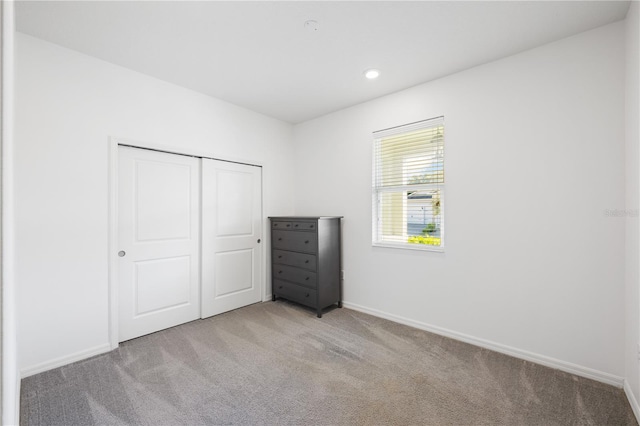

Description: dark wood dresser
[269,216,342,317]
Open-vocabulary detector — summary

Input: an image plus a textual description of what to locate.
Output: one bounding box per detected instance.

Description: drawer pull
[305,240,309,244]
[305,260,309,264]
[274,223,278,227]
[286,224,291,227]
[278,255,282,259]
[295,224,299,227]
[305,277,310,281]
[310,225,314,228]
[278,285,283,289]
[278,270,283,274]
[278,238,282,241]
[306,293,310,297]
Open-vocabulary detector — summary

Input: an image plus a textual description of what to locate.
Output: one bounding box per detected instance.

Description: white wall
[293,22,626,381]
[625,0,640,414]
[15,33,295,373]
[2,2,19,425]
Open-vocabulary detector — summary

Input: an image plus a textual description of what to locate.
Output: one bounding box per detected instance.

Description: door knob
[257,239,261,243]
[118,251,126,257]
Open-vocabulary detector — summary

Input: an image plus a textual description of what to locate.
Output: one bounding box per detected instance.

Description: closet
[117,146,262,341]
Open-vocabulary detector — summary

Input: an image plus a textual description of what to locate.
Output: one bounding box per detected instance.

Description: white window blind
[372,117,444,250]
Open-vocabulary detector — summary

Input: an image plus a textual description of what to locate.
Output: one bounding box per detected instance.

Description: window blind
[372,117,445,249]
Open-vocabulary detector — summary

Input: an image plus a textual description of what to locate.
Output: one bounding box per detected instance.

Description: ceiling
[16,1,630,124]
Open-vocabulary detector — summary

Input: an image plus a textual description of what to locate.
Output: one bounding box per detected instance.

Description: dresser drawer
[290,221,317,232]
[272,250,316,270]
[271,221,292,230]
[272,230,318,253]
[273,279,317,307]
[273,264,317,288]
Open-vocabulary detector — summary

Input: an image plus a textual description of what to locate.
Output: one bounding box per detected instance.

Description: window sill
[372,242,445,253]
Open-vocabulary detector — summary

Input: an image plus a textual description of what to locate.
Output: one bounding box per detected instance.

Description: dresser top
[269,216,343,220]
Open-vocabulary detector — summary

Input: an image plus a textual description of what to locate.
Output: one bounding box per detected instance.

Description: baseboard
[342,301,625,388]
[20,343,112,378]
[625,379,640,424]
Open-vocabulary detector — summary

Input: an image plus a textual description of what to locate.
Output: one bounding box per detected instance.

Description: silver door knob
[118,251,126,257]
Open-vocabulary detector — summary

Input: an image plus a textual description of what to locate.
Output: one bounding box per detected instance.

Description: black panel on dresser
[269,216,342,318]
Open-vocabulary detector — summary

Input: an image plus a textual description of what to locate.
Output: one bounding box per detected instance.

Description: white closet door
[201,159,262,318]
[118,146,201,341]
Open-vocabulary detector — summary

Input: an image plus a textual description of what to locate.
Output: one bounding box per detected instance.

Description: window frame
[371,117,445,252]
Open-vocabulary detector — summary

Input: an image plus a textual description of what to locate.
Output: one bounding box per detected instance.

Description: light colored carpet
[21,301,637,425]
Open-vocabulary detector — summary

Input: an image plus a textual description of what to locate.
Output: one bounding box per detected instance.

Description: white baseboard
[342,301,625,388]
[20,343,112,378]
[625,379,640,424]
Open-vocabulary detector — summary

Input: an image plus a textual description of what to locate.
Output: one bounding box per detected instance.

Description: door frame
[107,137,266,349]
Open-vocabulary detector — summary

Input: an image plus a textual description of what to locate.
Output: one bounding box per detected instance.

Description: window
[372,117,444,250]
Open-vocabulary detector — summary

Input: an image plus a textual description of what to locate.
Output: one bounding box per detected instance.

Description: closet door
[118,147,201,341]
[201,159,262,318]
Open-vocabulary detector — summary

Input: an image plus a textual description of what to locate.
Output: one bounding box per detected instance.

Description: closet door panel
[118,146,201,342]
[201,159,263,318]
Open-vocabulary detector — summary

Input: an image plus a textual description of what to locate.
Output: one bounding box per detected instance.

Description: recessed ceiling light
[364,69,380,79]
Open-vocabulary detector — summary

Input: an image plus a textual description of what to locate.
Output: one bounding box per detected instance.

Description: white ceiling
[16,1,630,124]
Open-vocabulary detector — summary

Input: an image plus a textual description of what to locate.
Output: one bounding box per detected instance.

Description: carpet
[21,301,637,425]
